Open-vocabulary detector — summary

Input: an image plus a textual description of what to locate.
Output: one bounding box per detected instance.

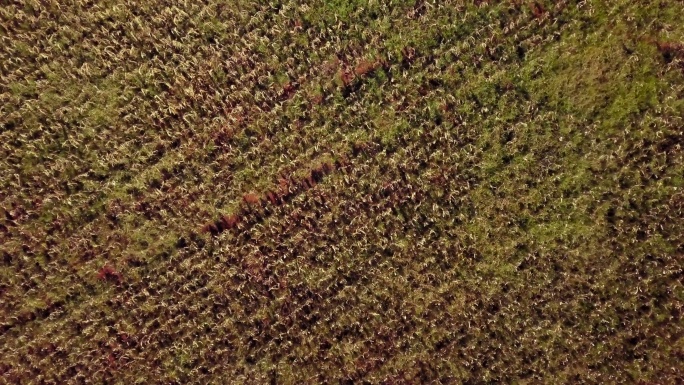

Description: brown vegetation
[97,265,122,285]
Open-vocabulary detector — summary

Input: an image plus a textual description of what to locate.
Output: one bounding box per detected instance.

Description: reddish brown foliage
[311,93,324,105]
[202,214,240,236]
[260,101,273,113]
[212,127,234,146]
[656,41,684,62]
[352,141,369,156]
[201,222,219,235]
[354,59,379,77]
[530,2,545,18]
[199,162,340,237]
[338,68,355,86]
[97,265,122,284]
[322,58,341,76]
[219,214,240,231]
[278,177,293,195]
[266,191,281,206]
[305,174,315,187]
[281,82,299,100]
[243,193,261,205]
[335,155,351,172]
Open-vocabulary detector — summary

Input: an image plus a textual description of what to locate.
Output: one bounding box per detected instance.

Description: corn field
[1,0,683,383]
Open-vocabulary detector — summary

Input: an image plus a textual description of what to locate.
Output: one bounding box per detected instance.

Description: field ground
[1,0,684,383]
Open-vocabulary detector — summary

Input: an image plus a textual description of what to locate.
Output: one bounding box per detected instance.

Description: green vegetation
[1,0,683,383]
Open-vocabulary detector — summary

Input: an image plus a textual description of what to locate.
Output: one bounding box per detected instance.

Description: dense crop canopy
[1,0,683,383]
